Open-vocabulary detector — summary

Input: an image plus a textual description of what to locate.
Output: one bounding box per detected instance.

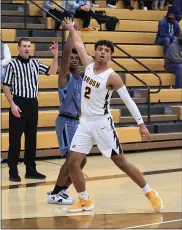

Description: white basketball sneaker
[47,190,74,205]
[61,189,74,201]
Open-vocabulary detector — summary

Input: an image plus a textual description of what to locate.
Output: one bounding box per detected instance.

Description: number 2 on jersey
[84,86,91,99]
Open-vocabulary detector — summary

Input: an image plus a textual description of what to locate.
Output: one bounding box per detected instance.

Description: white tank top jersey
[81,62,114,117]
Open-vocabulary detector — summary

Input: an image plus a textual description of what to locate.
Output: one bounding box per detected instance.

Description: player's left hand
[139,123,152,142]
[49,42,58,57]
[63,17,75,31]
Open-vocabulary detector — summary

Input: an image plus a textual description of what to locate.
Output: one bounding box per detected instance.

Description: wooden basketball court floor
[1,149,182,229]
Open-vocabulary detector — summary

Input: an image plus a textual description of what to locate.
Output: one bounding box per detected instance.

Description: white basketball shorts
[70,114,123,158]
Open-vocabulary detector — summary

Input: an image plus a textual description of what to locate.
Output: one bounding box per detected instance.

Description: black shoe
[9,175,21,182]
[126,5,134,10]
[25,171,46,179]
[139,2,144,9]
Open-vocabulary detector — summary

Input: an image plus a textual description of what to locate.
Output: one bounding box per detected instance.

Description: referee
[3,38,58,182]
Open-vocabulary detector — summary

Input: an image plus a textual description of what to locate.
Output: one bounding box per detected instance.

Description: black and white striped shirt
[3,55,50,98]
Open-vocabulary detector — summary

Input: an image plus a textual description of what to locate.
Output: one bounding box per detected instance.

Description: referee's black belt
[13,95,37,101]
[58,114,80,120]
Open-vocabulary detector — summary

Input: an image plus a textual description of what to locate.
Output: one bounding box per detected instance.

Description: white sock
[142,184,152,194]
[154,0,159,8]
[78,191,89,200]
[160,0,165,9]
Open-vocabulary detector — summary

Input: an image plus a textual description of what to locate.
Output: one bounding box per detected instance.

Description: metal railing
[24,0,65,50]
[49,0,65,11]
[112,44,162,124]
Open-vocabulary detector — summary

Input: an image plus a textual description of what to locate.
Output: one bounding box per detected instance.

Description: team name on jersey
[83,75,100,88]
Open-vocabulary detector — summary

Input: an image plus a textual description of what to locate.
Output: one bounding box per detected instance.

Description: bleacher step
[2,23,45,29]
[120,114,178,123]
[111,98,146,104]
[120,105,166,116]
[156,123,182,133]
[16,29,58,38]
[1,3,25,11]
[35,43,62,51]
[16,37,62,43]
[2,15,41,24]
[1,130,181,152]
[1,10,24,16]
[35,51,62,57]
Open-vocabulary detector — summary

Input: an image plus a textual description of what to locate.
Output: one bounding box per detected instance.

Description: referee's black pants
[8,96,38,176]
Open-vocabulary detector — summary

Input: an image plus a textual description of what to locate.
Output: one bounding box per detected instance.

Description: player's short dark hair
[18,38,31,46]
[94,40,114,54]
[72,48,78,55]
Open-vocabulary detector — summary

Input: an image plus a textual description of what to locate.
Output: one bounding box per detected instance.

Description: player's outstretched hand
[49,41,58,57]
[139,124,152,142]
[63,17,75,31]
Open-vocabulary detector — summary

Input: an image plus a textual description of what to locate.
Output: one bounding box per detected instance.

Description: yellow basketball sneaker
[67,198,94,213]
[145,190,163,212]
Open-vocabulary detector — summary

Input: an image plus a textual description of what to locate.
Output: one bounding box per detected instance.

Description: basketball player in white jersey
[63,18,163,213]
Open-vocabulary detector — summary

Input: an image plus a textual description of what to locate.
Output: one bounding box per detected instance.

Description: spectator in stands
[152,0,166,10]
[1,41,11,83]
[155,7,181,54]
[62,0,92,28]
[164,33,182,88]
[43,0,63,30]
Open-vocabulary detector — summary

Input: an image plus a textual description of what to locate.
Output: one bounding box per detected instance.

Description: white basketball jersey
[81,63,114,116]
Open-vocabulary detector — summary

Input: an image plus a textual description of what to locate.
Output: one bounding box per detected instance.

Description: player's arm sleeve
[117,86,144,125]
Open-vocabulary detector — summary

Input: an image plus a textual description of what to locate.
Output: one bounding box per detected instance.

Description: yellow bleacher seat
[1,126,141,152]
[33,58,164,72]
[150,89,182,103]
[4,42,163,58]
[46,18,158,32]
[170,106,182,120]
[1,109,120,130]
[85,44,163,57]
[65,31,156,44]
[2,29,16,42]
[2,89,181,110]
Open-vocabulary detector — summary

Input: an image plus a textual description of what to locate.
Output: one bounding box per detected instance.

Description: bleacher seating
[1,0,182,158]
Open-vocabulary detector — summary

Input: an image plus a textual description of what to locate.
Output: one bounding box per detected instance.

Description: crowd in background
[155,0,182,88]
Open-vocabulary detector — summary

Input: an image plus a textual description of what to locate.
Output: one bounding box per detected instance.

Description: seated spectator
[155,7,181,54]
[164,33,182,88]
[91,0,99,7]
[42,0,64,30]
[62,0,92,28]
[152,0,166,10]
[1,41,11,83]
